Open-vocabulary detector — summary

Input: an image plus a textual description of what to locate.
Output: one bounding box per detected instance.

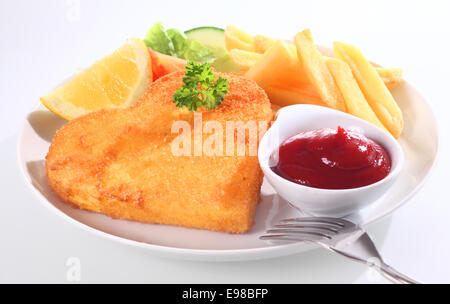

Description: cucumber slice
[185,27,241,73]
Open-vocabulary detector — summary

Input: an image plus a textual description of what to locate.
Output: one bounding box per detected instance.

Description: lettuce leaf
[184,40,215,63]
[166,28,188,58]
[144,22,175,56]
[144,22,215,63]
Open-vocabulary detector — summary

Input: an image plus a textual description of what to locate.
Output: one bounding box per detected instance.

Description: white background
[1,0,449,283]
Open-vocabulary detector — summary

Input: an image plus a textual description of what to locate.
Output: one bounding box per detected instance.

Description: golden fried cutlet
[46,71,272,233]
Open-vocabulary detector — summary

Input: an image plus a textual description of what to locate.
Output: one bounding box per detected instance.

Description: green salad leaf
[184,40,215,63]
[144,22,215,63]
[144,22,175,56]
[166,28,188,58]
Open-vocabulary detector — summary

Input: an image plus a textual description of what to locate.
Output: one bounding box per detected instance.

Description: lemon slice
[41,38,151,120]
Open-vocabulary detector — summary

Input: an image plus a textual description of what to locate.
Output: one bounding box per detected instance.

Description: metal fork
[260,217,419,284]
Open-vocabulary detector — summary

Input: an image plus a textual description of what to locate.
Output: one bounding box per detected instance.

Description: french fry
[294,29,346,112]
[253,34,297,55]
[326,58,388,132]
[265,84,325,108]
[225,25,255,52]
[229,49,263,71]
[334,42,403,138]
[229,49,402,87]
[233,29,403,88]
[245,40,309,91]
[376,67,403,89]
[253,35,276,53]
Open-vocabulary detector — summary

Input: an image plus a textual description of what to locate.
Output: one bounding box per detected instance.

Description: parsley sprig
[173,62,229,111]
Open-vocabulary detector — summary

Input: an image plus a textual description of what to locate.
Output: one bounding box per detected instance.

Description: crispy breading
[46,71,273,233]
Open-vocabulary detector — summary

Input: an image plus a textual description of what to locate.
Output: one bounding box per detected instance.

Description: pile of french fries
[225,26,404,138]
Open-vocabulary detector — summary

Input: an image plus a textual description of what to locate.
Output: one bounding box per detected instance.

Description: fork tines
[280,217,349,227]
[260,217,353,242]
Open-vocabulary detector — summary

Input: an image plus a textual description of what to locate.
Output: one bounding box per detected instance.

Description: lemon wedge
[41,38,151,120]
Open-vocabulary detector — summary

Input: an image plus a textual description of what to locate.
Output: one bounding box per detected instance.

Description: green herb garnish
[173,62,229,111]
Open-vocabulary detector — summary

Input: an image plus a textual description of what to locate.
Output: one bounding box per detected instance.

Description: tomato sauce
[271,127,391,189]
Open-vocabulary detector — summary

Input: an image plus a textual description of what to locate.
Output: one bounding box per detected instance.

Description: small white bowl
[258,104,404,217]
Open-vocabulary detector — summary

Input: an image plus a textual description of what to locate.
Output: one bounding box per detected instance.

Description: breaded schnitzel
[46,71,272,233]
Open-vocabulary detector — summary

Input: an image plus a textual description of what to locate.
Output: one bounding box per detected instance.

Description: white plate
[17,49,439,262]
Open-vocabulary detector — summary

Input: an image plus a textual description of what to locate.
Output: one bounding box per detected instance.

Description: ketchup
[271,127,391,189]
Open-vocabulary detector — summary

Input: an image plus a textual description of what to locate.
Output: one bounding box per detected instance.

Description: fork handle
[377,262,419,284]
[333,248,419,284]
